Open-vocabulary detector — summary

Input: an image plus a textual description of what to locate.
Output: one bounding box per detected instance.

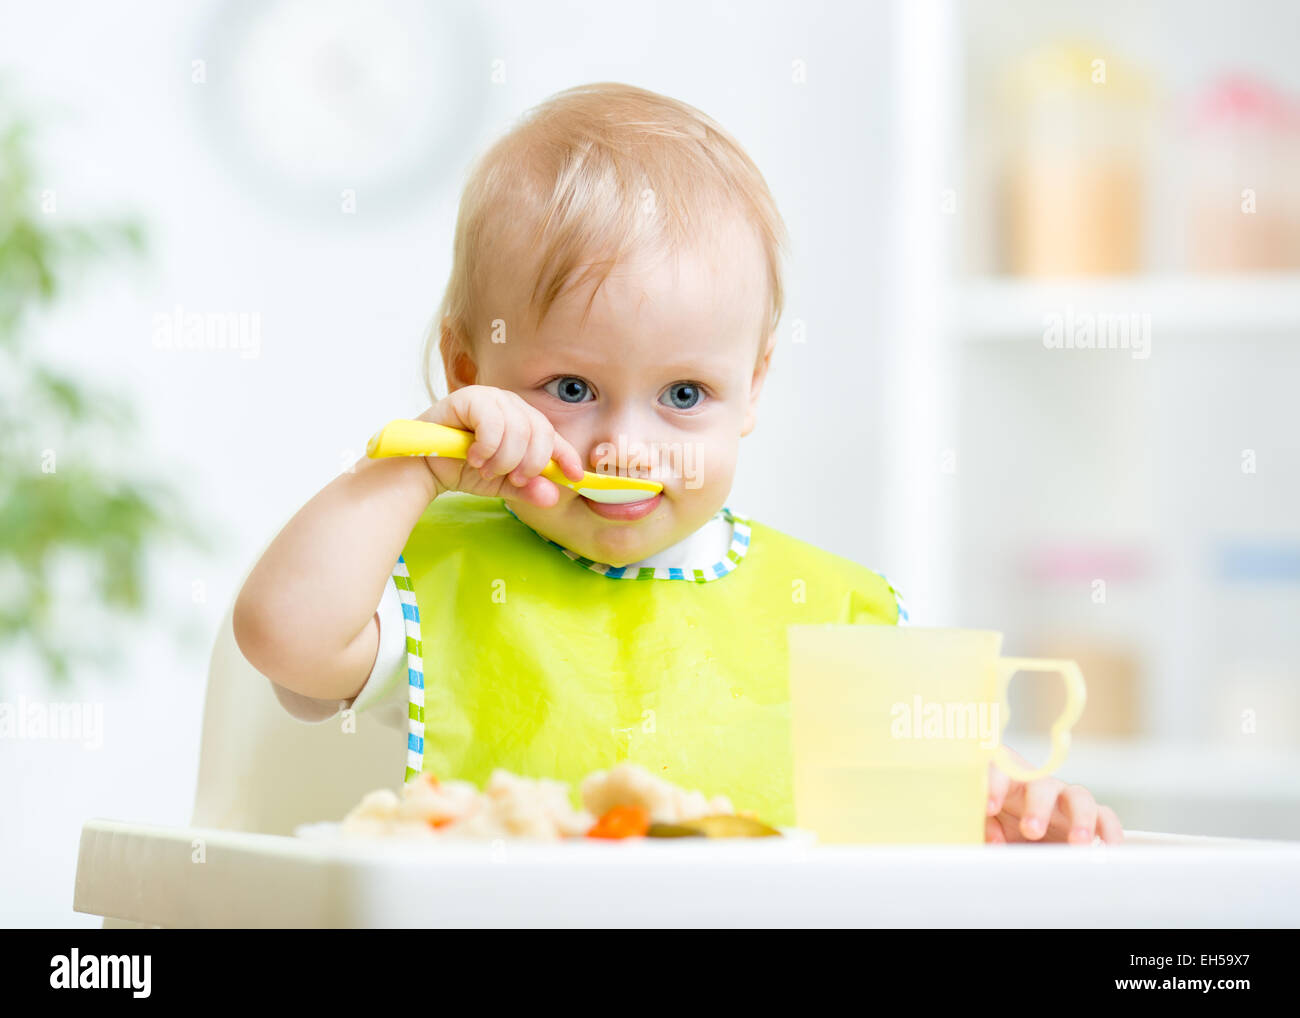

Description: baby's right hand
[416,386,585,507]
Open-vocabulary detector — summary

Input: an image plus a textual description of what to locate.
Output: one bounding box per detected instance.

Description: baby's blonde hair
[425,81,789,402]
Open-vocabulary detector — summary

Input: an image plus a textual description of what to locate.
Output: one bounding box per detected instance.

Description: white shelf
[958,275,1300,341]
[1009,736,1300,801]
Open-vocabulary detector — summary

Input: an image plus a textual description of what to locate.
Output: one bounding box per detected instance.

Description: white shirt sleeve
[265,574,409,728]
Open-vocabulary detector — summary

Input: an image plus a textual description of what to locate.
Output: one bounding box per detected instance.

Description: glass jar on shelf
[997,42,1154,276]
[1181,75,1300,273]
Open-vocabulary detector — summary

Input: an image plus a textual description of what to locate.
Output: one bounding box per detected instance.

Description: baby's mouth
[579,491,662,521]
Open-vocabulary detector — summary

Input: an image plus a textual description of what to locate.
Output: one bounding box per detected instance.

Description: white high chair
[99,593,406,928]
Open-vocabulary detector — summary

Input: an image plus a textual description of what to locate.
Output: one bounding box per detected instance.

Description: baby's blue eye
[660,382,703,410]
[544,377,592,403]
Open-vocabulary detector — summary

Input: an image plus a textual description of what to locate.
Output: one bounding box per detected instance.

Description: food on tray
[647,815,781,838]
[586,803,651,839]
[334,762,781,842]
[342,769,589,841]
[581,760,734,823]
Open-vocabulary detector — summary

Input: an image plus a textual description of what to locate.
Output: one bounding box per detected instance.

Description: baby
[233,82,1122,844]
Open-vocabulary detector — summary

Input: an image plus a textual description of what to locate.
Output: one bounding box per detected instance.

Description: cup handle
[992,658,1086,782]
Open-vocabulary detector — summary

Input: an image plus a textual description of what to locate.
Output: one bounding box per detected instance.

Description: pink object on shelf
[1181,73,1300,272]
[1188,74,1300,134]
[1024,545,1151,584]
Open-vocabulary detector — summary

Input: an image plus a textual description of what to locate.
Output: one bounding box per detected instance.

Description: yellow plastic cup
[788,625,1086,845]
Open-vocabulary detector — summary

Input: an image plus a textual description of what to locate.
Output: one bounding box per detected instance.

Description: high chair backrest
[190,600,405,835]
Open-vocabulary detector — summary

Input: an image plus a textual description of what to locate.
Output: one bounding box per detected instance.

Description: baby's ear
[753,329,777,380]
[439,319,478,390]
[741,332,777,435]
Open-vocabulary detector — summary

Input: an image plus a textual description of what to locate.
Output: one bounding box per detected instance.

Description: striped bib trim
[391,556,426,783]
[501,501,752,583]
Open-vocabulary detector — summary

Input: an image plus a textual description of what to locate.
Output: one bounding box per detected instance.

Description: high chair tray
[74,819,1300,928]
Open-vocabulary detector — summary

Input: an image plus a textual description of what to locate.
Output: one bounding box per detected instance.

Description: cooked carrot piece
[587,804,650,839]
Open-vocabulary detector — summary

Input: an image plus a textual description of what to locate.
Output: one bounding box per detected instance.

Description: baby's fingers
[504,409,557,488]
[987,744,1034,816]
[1018,776,1066,841]
[456,396,505,470]
[512,474,565,508]
[1057,784,1099,845]
[1097,805,1125,845]
[987,759,1013,817]
[549,431,586,483]
[506,406,581,488]
[476,401,532,480]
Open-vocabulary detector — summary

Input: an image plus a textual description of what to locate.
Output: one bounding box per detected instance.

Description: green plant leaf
[0,91,210,694]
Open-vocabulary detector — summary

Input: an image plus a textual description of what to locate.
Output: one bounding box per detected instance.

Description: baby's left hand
[986,746,1124,845]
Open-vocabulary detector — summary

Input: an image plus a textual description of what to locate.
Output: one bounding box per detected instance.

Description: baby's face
[455,219,773,567]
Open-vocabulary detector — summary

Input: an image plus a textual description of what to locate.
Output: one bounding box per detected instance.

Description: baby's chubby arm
[232,450,436,702]
[232,387,584,701]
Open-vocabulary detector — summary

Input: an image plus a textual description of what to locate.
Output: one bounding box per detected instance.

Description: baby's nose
[587,436,659,479]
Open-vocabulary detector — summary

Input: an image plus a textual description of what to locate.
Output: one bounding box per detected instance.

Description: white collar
[500,501,750,581]
[623,512,734,570]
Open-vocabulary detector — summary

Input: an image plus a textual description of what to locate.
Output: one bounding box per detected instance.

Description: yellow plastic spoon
[365,419,663,505]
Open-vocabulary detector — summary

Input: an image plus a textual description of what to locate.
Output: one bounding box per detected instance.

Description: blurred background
[1,0,1297,926]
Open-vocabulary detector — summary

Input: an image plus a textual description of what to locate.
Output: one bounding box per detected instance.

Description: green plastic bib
[392,493,901,826]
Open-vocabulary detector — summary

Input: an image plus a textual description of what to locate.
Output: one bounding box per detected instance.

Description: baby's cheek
[684,440,736,497]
